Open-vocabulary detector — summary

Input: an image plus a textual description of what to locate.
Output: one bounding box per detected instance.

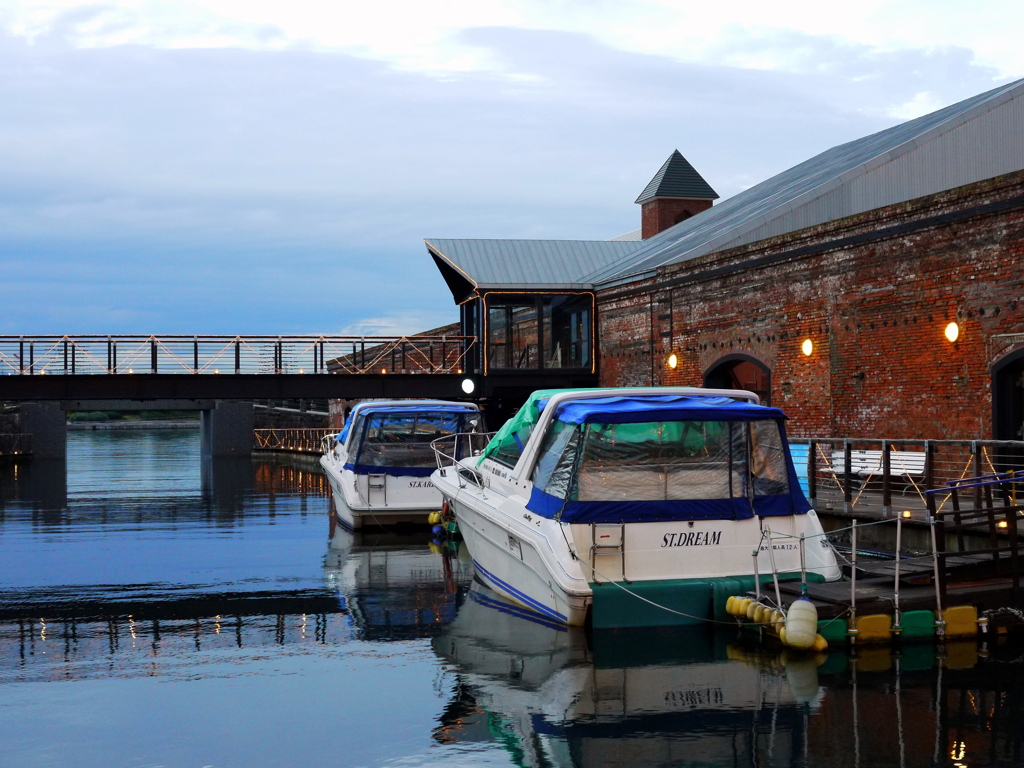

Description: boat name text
[662,531,722,547]
[408,480,433,488]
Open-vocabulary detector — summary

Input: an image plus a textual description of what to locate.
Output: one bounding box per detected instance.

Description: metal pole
[753,546,761,605]
[235,339,241,374]
[850,519,858,644]
[799,534,807,594]
[894,513,903,632]
[193,337,199,373]
[765,528,783,610]
[930,513,946,638]
[151,337,157,373]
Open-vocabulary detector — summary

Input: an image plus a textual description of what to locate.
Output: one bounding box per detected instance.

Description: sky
[0,1,1020,336]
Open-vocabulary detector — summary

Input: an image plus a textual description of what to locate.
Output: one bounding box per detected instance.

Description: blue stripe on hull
[472,558,568,623]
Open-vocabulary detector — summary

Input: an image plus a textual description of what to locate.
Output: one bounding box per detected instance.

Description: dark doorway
[993,348,1024,441]
[703,355,771,405]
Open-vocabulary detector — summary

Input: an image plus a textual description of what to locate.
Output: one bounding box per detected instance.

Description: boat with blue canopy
[321,400,482,529]
[431,387,840,628]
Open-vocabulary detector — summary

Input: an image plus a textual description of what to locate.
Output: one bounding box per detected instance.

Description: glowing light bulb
[801,339,813,356]
[945,322,960,342]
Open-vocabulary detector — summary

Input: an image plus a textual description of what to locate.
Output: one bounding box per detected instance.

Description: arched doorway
[703,354,771,405]
[993,347,1024,440]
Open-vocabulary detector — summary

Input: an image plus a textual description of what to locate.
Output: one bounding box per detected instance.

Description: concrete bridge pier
[200,401,255,458]
[18,402,67,459]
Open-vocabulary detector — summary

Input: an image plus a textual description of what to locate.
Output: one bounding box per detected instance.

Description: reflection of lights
[40,619,46,642]
[129,615,137,640]
[952,741,967,760]
[215,615,221,634]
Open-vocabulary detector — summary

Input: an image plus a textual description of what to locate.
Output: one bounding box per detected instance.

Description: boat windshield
[529,418,798,522]
[347,411,481,476]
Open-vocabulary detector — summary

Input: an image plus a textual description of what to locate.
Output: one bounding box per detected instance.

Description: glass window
[356,411,471,469]
[486,294,593,371]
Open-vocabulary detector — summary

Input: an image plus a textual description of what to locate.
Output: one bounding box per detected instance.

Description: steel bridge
[0,334,479,400]
[0,334,597,458]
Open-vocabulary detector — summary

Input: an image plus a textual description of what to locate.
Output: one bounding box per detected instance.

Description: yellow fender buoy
[812,634,828,652]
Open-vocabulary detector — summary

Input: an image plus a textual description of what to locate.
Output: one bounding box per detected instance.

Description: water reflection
[325,515,472,641]
[4,430,1024,767]
[433,582,1024,768]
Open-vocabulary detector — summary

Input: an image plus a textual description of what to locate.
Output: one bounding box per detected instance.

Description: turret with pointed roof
[636,150,718,239]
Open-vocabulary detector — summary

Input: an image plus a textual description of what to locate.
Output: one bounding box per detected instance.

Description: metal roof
[634,150,719,204]
[425,238,642,298]
[587,77,1024,284]
[609,228,642,241]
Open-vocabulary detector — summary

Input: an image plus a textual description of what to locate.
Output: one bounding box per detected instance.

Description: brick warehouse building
[426,79,1024,439]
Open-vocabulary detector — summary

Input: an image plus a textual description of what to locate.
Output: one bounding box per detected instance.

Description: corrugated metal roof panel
[424,239,643,290]
[586,78,1024,284]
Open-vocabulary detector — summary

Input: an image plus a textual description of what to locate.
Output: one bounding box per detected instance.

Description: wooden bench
[827,449,926,493]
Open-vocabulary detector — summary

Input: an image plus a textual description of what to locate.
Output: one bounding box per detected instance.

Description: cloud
[0,26,1012,335]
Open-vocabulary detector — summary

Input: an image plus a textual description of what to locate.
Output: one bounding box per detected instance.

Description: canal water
[1,430,1022,768]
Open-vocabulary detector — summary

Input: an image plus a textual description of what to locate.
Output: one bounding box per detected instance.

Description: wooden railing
[792,438,1024,517]
[926,472,1022,605]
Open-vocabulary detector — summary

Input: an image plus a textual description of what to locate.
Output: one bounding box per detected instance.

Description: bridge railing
[0,335,477,376]
[254,428,336,455]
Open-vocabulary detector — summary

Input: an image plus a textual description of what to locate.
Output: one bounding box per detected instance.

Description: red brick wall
[641,198,714,239]
[598,171,1024,439]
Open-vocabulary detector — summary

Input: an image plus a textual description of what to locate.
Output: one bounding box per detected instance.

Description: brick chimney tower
[636,150,718,239]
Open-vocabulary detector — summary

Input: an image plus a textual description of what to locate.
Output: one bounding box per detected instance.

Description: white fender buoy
[783,653,821,704]
[784,596,818,649]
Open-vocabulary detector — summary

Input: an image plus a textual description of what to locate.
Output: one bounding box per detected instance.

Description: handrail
[0,334,477,376]
[431,432,494,487]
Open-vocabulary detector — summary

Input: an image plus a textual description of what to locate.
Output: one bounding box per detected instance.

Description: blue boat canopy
[340,402,481,477]
[517,394,810,524]
[542,394,786,425]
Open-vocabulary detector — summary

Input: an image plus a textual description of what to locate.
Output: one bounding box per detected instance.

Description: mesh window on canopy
[750,419,789,496]
[533,420,762,504]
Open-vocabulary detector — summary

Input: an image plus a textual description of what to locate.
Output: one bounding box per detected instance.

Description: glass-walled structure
[462,292,594,375]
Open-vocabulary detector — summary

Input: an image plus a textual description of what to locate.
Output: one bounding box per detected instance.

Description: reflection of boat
[321,400,481,529]
[433,581,812,768]
[433,388,841,627]
[324,524,472,640]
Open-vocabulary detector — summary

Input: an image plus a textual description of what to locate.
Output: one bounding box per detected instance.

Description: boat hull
[439,466,840,628]
[320,455,444,530]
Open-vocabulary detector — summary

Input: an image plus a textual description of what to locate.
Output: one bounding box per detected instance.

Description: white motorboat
[321,400,482,529]
[431,387,841,628]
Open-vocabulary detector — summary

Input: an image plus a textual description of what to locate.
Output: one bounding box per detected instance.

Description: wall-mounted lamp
[801,339,813,356]
[461,378,476,394]
[667,353,678,369]
[945,322,960,342]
